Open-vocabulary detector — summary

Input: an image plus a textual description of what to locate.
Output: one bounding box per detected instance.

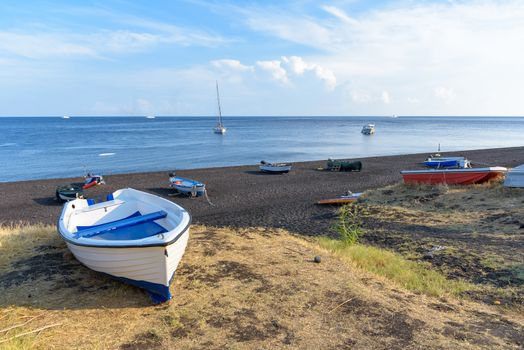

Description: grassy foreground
[1,223,524,349]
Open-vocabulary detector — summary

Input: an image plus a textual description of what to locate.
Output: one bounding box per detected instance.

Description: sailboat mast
[216,81,223,125]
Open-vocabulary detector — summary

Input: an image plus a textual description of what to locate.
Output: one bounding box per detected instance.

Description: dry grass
[358,181,524,306]
[1,224,524,349]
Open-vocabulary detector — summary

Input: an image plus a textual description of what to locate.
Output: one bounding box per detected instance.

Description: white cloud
[281,56,337,90]
[321,5,357,24]
[235,1,524,115]
[211,59,254,72]
[256,60,289,83]
[0,32,98,59]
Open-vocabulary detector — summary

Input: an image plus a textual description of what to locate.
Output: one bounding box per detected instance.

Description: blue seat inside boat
[75,210,168,240]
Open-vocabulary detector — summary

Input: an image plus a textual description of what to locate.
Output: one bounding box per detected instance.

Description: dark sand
[1,147,523,236]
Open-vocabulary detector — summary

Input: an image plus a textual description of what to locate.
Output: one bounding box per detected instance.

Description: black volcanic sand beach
[1,147,523,236]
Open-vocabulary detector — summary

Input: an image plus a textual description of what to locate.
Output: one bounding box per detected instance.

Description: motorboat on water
[169,172,206,197]
[57,188,191,303]
[423,155,471,169]
[259,160,292,174]
[401,167,507,185]
[361,123,375,135]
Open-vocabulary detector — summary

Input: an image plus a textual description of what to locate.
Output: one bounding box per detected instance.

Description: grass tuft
[331,205,367,245]
[317,237,472,297]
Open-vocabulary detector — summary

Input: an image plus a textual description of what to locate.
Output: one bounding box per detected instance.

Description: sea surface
[1,116,523,182]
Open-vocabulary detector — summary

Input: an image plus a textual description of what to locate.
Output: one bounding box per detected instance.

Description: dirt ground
[360,182,524,307]
[1,225,524,349]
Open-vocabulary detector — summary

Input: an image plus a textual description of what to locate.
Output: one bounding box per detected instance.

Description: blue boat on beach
[423,156,471,169]
[169,172,206,197]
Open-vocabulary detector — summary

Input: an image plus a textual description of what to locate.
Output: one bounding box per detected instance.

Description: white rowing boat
[57,188,191,302]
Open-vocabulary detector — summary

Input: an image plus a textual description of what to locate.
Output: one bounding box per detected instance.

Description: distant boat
[169,172,206,197]
[214,81,227,134]
[146,115,155,119]
[391,114,398,118]
[259,160,292,174]
[361,123,375,135]
[57,188,191,303]
[401,167,507,185]
[62,116,70,119]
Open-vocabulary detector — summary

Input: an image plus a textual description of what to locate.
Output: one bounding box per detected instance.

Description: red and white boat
[401,167,507,185]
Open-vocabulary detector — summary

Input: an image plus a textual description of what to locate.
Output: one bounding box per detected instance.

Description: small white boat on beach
[259,160,293,174]
[361,123,375,135]
[57,188,191,303]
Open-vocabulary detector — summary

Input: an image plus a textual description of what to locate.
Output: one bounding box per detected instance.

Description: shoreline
[1,146,523,235]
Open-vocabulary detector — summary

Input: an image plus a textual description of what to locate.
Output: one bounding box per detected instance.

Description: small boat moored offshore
[169,172,206,197]
[401,167,507,185]
[317,192,362,205]
[213,81,227,134]
[259,160,292,174]
[423,155,471,169]
[57,188,191,303]
[361,123,375,135]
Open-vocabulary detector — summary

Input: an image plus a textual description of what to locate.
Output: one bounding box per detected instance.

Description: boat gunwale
[400,166,507,175]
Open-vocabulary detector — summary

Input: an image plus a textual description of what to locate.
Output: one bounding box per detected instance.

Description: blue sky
[1,0,524,116]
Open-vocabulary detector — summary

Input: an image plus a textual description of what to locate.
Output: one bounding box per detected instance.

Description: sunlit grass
[317,237,473,297]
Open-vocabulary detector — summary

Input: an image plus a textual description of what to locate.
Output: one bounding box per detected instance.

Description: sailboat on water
[214,81,227,134]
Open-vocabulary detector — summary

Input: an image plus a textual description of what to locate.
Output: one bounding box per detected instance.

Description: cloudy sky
[1,0,523,116]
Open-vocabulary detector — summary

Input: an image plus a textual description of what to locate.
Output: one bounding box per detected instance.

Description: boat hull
[317,193,362,205]
[401,167,507,185]
[259,165,292,174]
[65,228,189,302]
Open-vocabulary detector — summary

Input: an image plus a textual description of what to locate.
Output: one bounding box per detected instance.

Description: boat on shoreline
[56,184,84,202]
[57,188,191,303]
[401,167,507,185]
[423,156,471,169]
[317,192,362,205]
[169,172,206,197]
[361,123,375,135]
[259,160,292,174]
[327,159,362,172]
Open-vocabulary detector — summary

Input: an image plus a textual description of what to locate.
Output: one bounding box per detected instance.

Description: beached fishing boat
[401,167,507,185]
[56,184,84,202]
[57,188,191,303]
[423,156,471,169]
[213,81,227,134]
[317,192,362,205]
[504,164,524,187]
[169,172,206,197]
[327,159,362,172]
[259,160,292,174]
[361,123,375,135]
[83,173,105,189]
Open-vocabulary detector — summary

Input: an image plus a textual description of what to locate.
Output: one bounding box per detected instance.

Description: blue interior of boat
[75,210,168,240]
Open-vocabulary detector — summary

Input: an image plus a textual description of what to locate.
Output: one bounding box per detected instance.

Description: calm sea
[1,116,523,182]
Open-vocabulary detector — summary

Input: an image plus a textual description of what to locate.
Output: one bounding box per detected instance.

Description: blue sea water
[0,116,523,182]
